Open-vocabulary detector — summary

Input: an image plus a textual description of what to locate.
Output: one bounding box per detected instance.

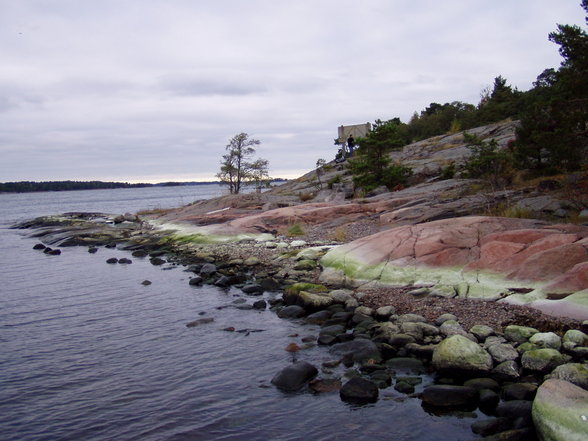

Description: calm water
[0,186,481,440]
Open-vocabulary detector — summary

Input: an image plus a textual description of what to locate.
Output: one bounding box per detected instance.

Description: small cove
[0,187,485,440]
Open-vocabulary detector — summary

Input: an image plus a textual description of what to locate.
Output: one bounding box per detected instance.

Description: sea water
[0,185,481,440]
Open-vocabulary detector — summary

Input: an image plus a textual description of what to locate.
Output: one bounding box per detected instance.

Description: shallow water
[0,186,484,440]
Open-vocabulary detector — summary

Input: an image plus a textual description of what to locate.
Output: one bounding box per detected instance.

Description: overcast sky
[0,0,585,183]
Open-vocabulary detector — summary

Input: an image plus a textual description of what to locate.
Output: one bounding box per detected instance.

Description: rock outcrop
[320,216,588,320]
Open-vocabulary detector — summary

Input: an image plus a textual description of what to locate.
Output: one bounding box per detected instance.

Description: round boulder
[533,379,588,441]
[432,335,493,375]
[339,377,379,403]
[521,348,565,374]
[271,361,318,392]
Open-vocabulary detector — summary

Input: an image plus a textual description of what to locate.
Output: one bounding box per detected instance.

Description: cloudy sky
[1,0,585,183]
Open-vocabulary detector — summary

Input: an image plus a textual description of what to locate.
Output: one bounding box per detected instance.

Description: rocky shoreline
[14,211,588,441]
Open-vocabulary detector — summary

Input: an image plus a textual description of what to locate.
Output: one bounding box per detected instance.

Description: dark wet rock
[339,377,379,403]
[385,357,426,374]
[242,284,264,295]
[87,246,98,253]
[199,263,217,276]
[309,378,342,393]
[405,343,437,359]
[131,249,148,258]
[305,310,332,325]
[495,400,533,420]
[33,243,46,250]
[271,361,318,392]
[421,385,478,408]
[320,324,346,337]
[189,276,203,286]
[501,383,537,401]
[277,305,306,319]
[46,248,61,255]
[118,258,132,264]
[464,378,500,392]
[259,277,281,292]
[317,334,337,345]
[141,280,152,286]
[394,380,415,394]
[150,257,166,266]
[387,333,417,347]
[214,275,234,288]
[186,317,214,327]
[471,417,513,437]
[106,257,118,264]
[479,388,500,412]
[252,300,267,310]
[492,360,522,382]
[329,339,381,363]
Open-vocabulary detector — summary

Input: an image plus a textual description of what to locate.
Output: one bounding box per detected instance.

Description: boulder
[199,263,217,276]
[487,343,520,364]
[470,324,495,341]
[563,330,588,348]
[329,339,381,363]
[241,284,264,295]
[432,335,493,375]
[339,377,379,403]
[501,383,538,401]
[421,385,478,408]
[549,363,588,390]
[521,348,565,374]
[504,325,539,344]
[271,361,318,392]
[277,305,306,319]
[533,379,588,441]
[529,332,562,350]
[492,360,522,382]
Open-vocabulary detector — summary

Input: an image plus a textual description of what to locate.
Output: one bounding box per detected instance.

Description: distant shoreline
[0,179,288,194]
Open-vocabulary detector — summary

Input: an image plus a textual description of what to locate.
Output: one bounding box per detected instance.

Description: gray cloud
[0,0,585,183]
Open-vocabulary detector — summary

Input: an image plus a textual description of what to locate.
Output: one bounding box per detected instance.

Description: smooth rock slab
[533,379,588,441]
[271,361,318,392]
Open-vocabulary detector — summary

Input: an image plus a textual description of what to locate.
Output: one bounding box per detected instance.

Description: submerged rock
[421,385,478,409]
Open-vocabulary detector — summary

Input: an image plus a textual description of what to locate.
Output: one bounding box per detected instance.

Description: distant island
[0,179,288,194]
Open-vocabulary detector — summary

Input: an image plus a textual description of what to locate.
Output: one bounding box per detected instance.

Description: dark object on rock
[46,249,61,255]
[141,280,152,286]
[105,243,117,249]
[339,377,379,403]
[150,257,165,266]
[421,385,478,409]
[242,284,264,295]
[106,257,119,264]
[33,243,46,250]
[186,317,214,327]
[271,361,318,392]
[394,381,415,394]
[253,300,267,310]
[277,305,306,319]
[88,247,98,253]
[189,276,203,286]
[118,258,132,264]
[43,247,53,253]
[132,250,148,258]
